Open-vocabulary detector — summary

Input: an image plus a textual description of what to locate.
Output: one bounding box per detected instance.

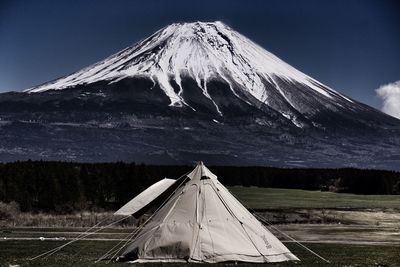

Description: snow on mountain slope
[4,21,400,168]
[27,21,353,114]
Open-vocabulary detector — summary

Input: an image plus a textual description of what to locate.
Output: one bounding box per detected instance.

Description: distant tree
[0,161,399,212]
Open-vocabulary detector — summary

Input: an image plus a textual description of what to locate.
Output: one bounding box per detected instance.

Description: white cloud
[376,80,400,119]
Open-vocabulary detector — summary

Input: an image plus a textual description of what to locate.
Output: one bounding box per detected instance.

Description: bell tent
[114,162,299,263]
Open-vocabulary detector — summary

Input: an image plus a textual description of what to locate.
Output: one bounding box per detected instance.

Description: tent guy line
[255,215,330,263]
[226,188,330,263]
[29,215,131,261]
[28,162,330,264]
[114,162,298,263]
[99,172,191,263]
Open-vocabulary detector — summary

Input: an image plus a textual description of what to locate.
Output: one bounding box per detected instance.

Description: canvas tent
[115,162,299,263]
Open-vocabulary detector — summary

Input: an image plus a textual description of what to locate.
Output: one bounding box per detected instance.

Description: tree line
[0,160,399,213]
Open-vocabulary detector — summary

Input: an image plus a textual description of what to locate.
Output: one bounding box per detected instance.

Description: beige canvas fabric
[115,178,176,216]
[119,162,299,263]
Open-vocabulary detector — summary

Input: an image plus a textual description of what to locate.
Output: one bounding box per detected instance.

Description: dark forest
[0,161,399,213]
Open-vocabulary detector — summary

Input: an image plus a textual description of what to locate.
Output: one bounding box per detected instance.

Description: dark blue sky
[1,0,399,109]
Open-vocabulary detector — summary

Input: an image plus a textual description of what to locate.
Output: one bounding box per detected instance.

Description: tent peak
[118,163,299,263]
[187,161,217,180]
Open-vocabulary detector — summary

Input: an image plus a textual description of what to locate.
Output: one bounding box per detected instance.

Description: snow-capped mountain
[1,21,400,169]
[28,21,353,122]
[28,21,346,102]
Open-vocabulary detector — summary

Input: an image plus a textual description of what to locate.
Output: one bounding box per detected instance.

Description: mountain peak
[5,23,400,168]
[167,20,227,28]
[27,21,353,116]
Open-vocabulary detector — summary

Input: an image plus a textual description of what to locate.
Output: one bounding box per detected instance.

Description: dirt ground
[2,209,399,245]
[258,208,400,225]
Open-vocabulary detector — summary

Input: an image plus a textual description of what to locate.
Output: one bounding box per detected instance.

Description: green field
[228,186,400,209]
[1,187,399,266]
[1,240,399,267]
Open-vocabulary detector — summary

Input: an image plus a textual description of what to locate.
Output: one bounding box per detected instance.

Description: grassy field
[0,240,399,267]
[2,187,399,228]
[228,186,400,209]
[1,187,399,266]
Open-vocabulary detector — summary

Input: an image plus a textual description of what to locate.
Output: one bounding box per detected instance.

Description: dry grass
[2,187,399,228]
[0,209,137,228]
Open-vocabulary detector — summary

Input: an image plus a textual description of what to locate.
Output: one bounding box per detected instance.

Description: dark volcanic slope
[1,21,399,169]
